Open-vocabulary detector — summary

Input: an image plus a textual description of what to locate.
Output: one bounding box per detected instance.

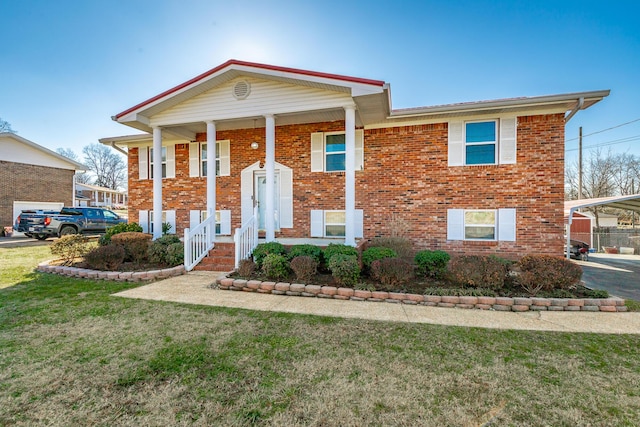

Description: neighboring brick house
[101,60,608,269]
[75,182,128,209]
[0,132,86,233]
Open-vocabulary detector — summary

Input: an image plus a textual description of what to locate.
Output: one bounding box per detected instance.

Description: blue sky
[1,0,639,164]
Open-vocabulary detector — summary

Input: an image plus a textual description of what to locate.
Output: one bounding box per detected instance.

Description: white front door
[255,171,280,231]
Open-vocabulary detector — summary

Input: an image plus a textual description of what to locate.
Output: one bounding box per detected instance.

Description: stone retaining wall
[36,260,185,282]
[216,275,627,312]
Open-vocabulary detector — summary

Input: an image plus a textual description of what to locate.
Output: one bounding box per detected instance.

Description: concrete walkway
[113,271,640,335]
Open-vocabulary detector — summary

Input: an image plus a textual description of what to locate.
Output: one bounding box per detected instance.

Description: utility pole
[578,126,583,199]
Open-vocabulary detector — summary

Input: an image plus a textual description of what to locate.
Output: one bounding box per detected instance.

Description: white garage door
[12,201,64,235]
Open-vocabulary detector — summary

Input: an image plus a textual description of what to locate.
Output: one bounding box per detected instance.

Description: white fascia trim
[0,132,88,170]
[388,90,610,120]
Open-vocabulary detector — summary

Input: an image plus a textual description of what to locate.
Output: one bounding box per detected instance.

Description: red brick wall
[0,161,74,227]
[128,113,565,257]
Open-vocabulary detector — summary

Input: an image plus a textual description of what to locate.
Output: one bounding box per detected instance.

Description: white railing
[184,215,216,272]
[234,206,259,268]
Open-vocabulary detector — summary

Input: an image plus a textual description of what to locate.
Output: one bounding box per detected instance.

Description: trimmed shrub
[370,258,413,287]
[448,255,508,290]
[165,242,184,266]
[290,256,318,283]
[50,234,91,265]
[328,254,360,287]
[261,253,290,281]
[368,237,414,260]
[111,232,152,263]
[362,247,397,270]
[148,235,182,266]
[414,250,450,278]
[252,242,287,268]
[85,244,125,271]
[518,255,582,295]
[288,244,324,265]
[323,244,358,265]
[99,222,143,246]
[237,259,257,278]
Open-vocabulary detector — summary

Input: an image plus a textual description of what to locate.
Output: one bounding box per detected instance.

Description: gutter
[110,141,128,156]
[564,97,584,123]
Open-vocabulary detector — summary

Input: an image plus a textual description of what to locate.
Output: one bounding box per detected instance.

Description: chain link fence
[590,229,640,254]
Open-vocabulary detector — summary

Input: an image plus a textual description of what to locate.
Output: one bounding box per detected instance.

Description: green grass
[1,247,640,425]
[0,246,53,288]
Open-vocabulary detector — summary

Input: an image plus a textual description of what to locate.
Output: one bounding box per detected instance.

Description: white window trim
[149,146,168,179]
[189,140,230,177]
[201,142,221,177]
[447,208,516,242]
[324,210,346,237]
[324,132,347,172]
[311,130,364,172]
[448,117,517,167]
[310,209,364,238]
[463,209,497,241]
[147,210,176,234]
[464,120,498,166]
[189,209,231,235]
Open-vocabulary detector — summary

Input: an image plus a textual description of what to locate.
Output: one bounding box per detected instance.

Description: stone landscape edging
[36,260,185,282]
[215,273,627,312]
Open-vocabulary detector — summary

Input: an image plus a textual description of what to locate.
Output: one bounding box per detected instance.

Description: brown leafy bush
[370,258,414,288]
[290,256,318,283]
[518,255,582,295]
[85,245,125,271]
[368,237,414,260]
[237,259,257,278]
[50,235,90,265]
[448,255,508,290]
[111,232,152,263]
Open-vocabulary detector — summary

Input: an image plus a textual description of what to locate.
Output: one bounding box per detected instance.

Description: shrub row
[243,241,585,296]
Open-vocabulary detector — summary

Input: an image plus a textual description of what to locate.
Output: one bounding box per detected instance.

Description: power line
[565,134,640,152]
[565,117,640,142]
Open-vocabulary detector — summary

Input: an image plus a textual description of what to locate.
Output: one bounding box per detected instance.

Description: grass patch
[625,299,640,312]
[1,247,640,425]
[0,246,52,288]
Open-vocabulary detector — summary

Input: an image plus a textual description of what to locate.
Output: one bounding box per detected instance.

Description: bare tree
[82,144,127,190]
[0,117,16,133]
[56,148,92,184]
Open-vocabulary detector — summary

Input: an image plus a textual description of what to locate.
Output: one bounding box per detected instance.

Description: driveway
[577,253,640,300]
[0,235,54,249]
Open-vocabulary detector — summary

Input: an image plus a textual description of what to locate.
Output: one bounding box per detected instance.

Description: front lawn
[1,246,640,425]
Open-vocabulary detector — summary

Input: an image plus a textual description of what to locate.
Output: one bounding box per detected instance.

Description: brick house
[0,132,86,233]
[75,182,128,209]
[101,60,608,270]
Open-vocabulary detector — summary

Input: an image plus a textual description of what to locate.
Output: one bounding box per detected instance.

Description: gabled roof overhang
[0,132,87,171]
[114,59,390,135]
[373,90,610,128]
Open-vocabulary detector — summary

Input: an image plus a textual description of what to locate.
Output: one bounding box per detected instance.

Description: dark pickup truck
[14,207,127,240]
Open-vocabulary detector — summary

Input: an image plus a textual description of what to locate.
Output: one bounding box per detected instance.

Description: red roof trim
[115,59,386,120]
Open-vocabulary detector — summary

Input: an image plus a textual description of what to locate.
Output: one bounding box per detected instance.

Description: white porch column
[206,120,217,243]
[344,105,356,247]
[265,114,276,242]
[152,127,163,239]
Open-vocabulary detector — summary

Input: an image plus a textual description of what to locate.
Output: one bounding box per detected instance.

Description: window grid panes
[464,210,496,240]
[325,133,346,172]
[465,121,497,165]
[149,147,167,178]
[201,143,221,177]
[149,211,167,233]
[325,210,346,237]
[200,210,222,234]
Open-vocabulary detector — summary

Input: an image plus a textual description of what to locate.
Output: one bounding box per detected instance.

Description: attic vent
[232,80,251,100]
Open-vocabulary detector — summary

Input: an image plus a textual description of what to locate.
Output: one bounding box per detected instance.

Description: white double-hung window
[311,130,364,172]
[149,147,167,178]
[447,208,516,242]
[448,117,517,166]
[465,121,497,165]
[201,142,221,177]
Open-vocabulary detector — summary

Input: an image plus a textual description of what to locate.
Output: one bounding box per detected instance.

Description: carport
[565,194,640,258]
